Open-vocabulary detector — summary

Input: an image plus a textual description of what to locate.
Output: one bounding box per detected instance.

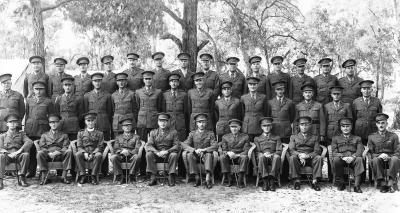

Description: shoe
[78,176,86,184]
[0,179,3,190]
[91,175,98,185]
[206,180,212,189]
[238,174,244,188]
[269,179,276,192]
[337,183,346,191]
[294,182,300,190]
[148,178,157,186]
[354,186,363,193]
[262,179,269,191]
[119,176,125,185]
[20,176,29,187]
[389,186,396,193]
[168,174,176,187]
[61,178,71,184]
[312,182,321,191]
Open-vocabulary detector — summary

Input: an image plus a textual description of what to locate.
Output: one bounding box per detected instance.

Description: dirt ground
[0,175,399,213]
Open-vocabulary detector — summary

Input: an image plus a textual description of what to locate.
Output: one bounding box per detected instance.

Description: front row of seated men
[0,111,399,193]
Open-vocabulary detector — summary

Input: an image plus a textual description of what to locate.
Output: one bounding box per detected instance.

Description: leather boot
[269,177,276,191]
[238,173,244,188]
[0,178,4,190]
[168,174,175,187]
[148,174,157,186]
[193,175,200,187]
[91,175,98,185]
[20,175,29,187]
[262,178,269,191]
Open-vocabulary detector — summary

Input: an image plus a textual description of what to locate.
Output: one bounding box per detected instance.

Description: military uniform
[324,101,352,143]
[172,69,194,92]
[240,92,268,140]
[267,97,295,143]
[100,72,117,94]
[313,74,338,105]
[110,132,141,176]
[254,133,282,178]
[75,128,104,176]
[266,72,291,99]
[245,73,268,95]
[111,88,137,134]
[48,72,73,101]
[289,74,315,105]
[219,71,246,98]
[162,89,188,141]
[188,87,215,131]
[201,70,219,96]
[294,100,326,138]
[55,93,84,140]
[24,71,50,98]
[219,132,250,173]
[74,73,92,97]
[0,89,25,133]
[214,97,241,140]
[153,68,171,92]
[123,67,144,91]
[352,97,382,144]
[25,95,54,138]
[338,76,363,104]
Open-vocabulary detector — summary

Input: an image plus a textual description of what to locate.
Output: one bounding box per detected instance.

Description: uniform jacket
[338,76,363,104]
[0,131,32,153]
[313,74,338,104]
[289,133,321,158]
[55,93,84,133]
[289,74,315,104]
[331,134,364,158]
[220,133,250,155]
[77,129,104,154]
[49,72,73,99]
[162,89,188,131]
[112,133,141,155]
[83,90,113,131]
[214,97,241,136]
[352,96,382,140]
[266,71,291,100]
[111,88,137,131]
[219,70,246,98]
[0,90,25,132]
[172,69,194,92]
[145,128,180,153]
[74,73,92,97]
[153,68,171,92]
[267,97,295,139]
[135,87,163,129]
[324,101,353,140]
[23,71,50,98]
[240,93,268,135]
[188,88,215,130]
[368,131,400,158]
[182,130,218,153]
[38,130,70,152]
[101,71,117,94]
[203,70,220,96]
[25,96,54,137]
[254,133,282,156]
[294,100,326,136]
[123,67,144,91]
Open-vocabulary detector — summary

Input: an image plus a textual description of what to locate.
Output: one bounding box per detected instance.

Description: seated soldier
[288,116,323,191]
[37,114,72,185]
[182,113,218,189]
[145,113,180,187]
[368,113,400,193]
[75,112,104,185]
[0,114,32,189]
[254,117,282,191]
[331,117,364,193]
[109,117,141,184]
[219,119,250,188]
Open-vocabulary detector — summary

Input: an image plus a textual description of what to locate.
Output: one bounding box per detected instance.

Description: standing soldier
[55,76,84,140]
[331,117,364,193]
[267,81,295,144]
[111,73,137,135]
[49,57,73,101]
[214,81,241,141]
[0,74,25,133]
[219,57,246,98]
[368,113,400,193]
[314,57,338,105]
[289,58,315,105]
[123,53,144,91]
[266,56,291,100]
[199,53,220,95]
[145,113,180,187]
[24,56,50,98]
[152,52,171,92]
[100,55,117,94]
[188,72,215,131]
[74,57,92,97]
[353,80,382,145]
[288,116,323,191]
[0,114,32,189]
[339,59,364,104]
[84,72,113,140]
[240,77,268,141]
[245,56,267,95]
[162,73,189,141]
[172,53,194,92]
[181,113,218,188]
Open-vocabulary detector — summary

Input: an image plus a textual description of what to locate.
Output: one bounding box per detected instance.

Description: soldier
[244,56,267,95]
[314,57,338,105]
[267,80,295,144]
[219,119,250,188]
[84,72,113,140]
[74,57,92,97]
[368,113,400,193]
[172,52,194,92]
[24,56,50,98]
[240,77,268,141]
[289,58,315,105]
[0,74,25,133]
[123,53,144,91]
[188,72,215,131]
[100,55,117,94]
[49,57,73,101]
[288,116,323,191]
[37,114,72,185]
[55,76,84,140]
[135,71,163,141]
[145,113,180,186]
[109,117,142,184]
[294,83,326,143]
[199,53,220,95]
[152,52,171,92]
[266,56,291,100]
[214,81,241,141]
[181,113,218,188]
[331,117,364,193]
[162,73,189,141]
[111,73,137,135]
[219,57,246,98]
[254,117,282,191]
[339,59,364,104]
[75,112,104,185]
[353,80,382,145]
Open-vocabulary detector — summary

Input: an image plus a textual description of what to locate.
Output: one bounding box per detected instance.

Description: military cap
[48,114,62,122]
[226,57,240,64]
[91,72,104,81]
[115,72,128,81]
[168,73,181,81]
[338,117,353,125]
[297,116,312,124]
[359,80,374,88]
[221,81,233,89]
[0,73,12,83]
[199,53,213,61]
[228,119,242,127]
[272,80,286,89]
[329,85,344,93]
[301,83,315,91]
[141,70,155,78]
[246,76,260,84]
[270,56,284,64]
[318,57,332,65]
[177,52,191,60]
[76,57,90,65]
[342,59,356,68]
[4,113,20,122]
[293,58,307,66]
[152,52,165,60]
[192,72,205,80]
[32,81,46,89]
[157,112,171,120]
[29,55,44,63]
[375,113,389,122]
[194,113,208,122]
[101,55,114,63]
[83,111,97,120]
[127,53,140,59]
[53,57,67,65]
[61,76,75,84]
[259,117,274,125]
[249,56,262,64]
[119,117,134,125]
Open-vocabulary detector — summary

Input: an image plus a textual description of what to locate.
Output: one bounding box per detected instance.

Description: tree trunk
[182,0,198,72]
[30,0,45,58]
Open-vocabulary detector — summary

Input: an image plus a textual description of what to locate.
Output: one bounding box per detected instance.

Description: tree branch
[41,0,80,13]
[160,33,183,51]
[197,40,210,53]
[160,3,185,27]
